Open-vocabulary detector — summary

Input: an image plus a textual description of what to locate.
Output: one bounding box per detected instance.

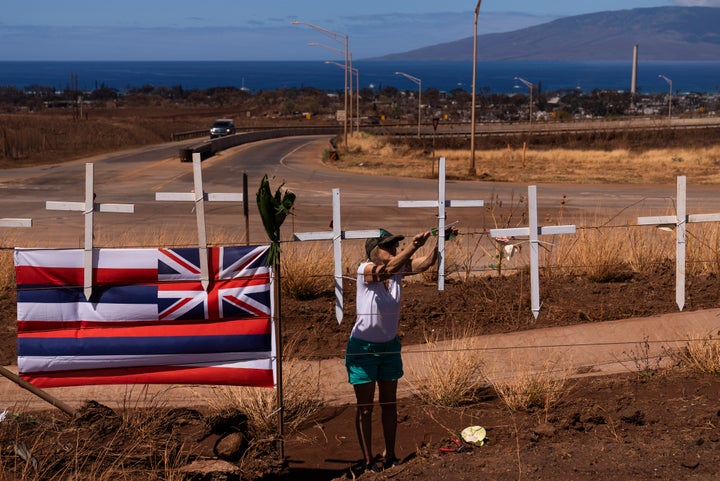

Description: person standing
[345,226,457,473]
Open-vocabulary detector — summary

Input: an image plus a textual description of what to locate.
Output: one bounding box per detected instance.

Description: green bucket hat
[365,228,405,258]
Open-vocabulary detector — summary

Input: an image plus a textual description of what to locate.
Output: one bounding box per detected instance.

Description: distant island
[369,6,720,62]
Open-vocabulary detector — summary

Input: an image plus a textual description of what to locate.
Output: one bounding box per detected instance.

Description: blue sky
[1,1,718,61]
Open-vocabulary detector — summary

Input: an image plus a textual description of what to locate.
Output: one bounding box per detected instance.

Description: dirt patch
[274,370,720,481]
[2,269,720,480]
[279,267,719,362]
[5,370,720,481]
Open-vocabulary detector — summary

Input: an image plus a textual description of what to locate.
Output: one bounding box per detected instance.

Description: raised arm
[364,231,433,283]
[409,225,459,276]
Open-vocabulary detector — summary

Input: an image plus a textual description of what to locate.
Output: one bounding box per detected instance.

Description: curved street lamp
[514,76,534,127]
[395,71,422,138]
[470,0,483,176]
[659,74,673,120]
[325,60,360,133]
[292,20,350,149]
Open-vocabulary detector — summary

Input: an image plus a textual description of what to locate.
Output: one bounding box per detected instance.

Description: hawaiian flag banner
[14,245,275,388]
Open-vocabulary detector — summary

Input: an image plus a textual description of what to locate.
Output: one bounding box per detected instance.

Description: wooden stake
[0,367,75,417]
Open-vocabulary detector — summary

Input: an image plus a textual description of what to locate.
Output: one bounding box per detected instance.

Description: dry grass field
[336,131,720,184]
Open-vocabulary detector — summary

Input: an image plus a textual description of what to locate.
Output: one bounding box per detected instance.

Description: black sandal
[383,456,401,469]
[365,461,382,473]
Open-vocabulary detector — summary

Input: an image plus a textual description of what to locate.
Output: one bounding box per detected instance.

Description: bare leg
[353,382,376,465]
[378,379,398,462]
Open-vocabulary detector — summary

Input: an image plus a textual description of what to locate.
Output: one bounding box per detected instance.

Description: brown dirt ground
[2,268,720,480]
[2,109,720,479]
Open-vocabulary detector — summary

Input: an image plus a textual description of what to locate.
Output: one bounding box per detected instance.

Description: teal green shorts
[345,336,403,385]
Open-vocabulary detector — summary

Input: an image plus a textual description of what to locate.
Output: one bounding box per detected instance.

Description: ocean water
[2,60,720,95]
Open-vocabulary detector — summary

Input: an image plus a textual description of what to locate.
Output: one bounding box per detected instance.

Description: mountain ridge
[368,7,720,62]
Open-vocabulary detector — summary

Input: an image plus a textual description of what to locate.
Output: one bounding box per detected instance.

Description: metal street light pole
[325,60,360,133]
[395,71,422,138]
[514,76,534,128]
[349,53,358,133]
[309,42,353,134]
[470,0,483,176]
[659,74,673,120]
[292,21,350,149]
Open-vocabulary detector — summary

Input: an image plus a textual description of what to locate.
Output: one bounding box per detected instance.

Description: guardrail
[177,117,720,160]
[171,129,207,141]
[178,126,340,162]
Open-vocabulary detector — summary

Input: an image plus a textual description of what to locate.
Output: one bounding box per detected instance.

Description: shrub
[485,356,571,415]
[280,242,334,299]
[672,334,720,374]
[406,333,486,407]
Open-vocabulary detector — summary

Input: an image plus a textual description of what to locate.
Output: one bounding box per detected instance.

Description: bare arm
[363,231,433,283]
[408,225,459,276]
[409,241,438,275]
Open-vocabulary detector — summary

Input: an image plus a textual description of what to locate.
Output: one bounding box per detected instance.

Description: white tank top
[350,262,404,343]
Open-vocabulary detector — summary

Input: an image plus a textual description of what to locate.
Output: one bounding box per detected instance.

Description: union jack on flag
[158,246,271,321]
[14,245,275,388]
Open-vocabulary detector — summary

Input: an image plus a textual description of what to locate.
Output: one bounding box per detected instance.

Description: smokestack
[631,44,638,97]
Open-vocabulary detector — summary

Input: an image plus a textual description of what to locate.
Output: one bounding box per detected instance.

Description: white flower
[503,243,519,260]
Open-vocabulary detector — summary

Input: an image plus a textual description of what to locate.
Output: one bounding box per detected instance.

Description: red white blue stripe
[14,245,275,388]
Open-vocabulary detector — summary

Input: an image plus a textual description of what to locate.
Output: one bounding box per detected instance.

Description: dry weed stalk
[446,232,488,282]
[616,336,666,381]
[672,334,720,374]
[486,355,572,416]
[625,226,674,272]
[686,223,720,276]
[549,226,630,281]
[407,330,486,407]
[0,395,192,480]
[207,339,325,443]
[280,241,334,299]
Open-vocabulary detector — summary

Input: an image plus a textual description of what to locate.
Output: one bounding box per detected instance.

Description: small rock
[214,432,249,462]
[179,459,241,481]
[533,422,556,438]
[619,409,645,426]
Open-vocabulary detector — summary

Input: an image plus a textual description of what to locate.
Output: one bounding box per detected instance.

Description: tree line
[1,82,718,122]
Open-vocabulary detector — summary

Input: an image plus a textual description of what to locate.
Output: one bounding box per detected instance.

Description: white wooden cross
[490,185,576,319]
[46,162,134,300]
[155,152,244,290]
[637,175,720,311]
[294,188,380,324]
[0,218,31,228]
[397,156,485,290]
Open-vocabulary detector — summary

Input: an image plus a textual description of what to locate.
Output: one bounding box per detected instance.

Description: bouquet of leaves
[256,174,296,267]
